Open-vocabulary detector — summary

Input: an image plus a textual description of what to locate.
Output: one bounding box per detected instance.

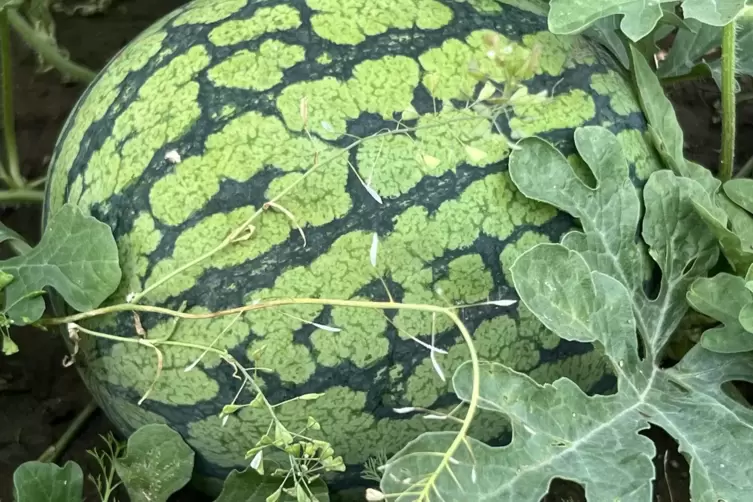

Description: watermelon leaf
[378,122,753,500]
[216,468,330,502]
[0,203,121,325]
[13,460,84,502]
[687,272,753,352]
[548,0,746,41]
[113,424,194,502]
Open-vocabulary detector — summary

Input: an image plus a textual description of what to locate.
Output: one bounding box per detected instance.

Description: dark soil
[1,2,752,501]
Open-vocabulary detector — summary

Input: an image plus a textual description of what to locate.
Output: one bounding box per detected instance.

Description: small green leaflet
[630,45,721,195]
[0,204,121,325]
[13,461,83,502]
[657,10,753,88]
[687,272,753,352]
[548,0,746,42]
[216,468,330,502]
[0,221,32,255]
[113,424,194,502]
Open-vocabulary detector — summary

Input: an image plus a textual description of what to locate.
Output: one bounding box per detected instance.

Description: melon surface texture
[43,0,661,494]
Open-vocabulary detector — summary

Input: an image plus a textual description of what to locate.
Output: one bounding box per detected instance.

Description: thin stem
[0,188,44,203]
[44,297,464,326]
[719,20,737,182]
[63,296,482,502]
[0,11,24,189]
[37,400,98,463]
[6,8,96,83]
[736,154,753,178]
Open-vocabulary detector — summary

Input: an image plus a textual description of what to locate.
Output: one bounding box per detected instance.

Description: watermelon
[43,0,661,496]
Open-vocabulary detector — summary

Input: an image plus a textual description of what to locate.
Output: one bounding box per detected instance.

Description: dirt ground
[1,2,752,501]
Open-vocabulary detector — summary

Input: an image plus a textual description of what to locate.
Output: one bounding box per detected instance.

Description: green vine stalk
[719,19,737,181]
[5,8,96,83]
[0,10,24,189]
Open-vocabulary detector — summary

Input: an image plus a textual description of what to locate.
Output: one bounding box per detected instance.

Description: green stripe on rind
[43,0,662,496]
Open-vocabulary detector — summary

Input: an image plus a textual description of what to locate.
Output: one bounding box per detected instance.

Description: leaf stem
[0,188,44,203]
[0,10,24,189]
[37,400,98,463]
[6,8,96,83]
[719,20,737,181]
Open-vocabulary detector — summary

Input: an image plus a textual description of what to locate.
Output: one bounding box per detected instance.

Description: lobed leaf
[509,125,717,360]
[216,468,330,501]
[687,272,753,352]
[656,19,720,80]
[13,461,83,502]
[381,117,741,500]
[548,0,746,41]
[113,424,194,502]
[0,204,121,325]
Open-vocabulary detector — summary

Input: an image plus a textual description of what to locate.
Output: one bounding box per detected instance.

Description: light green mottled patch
[208,5,301,46]
[316,52,332,64]
[419,30,534,100]
[522,31,572,76]
[90,311,252,405]
[347,56,420,118]
[499,230,552,283]
[265,154,352,227]
[307,0,453,45]
[172,0,247,26]
[509,88,595,138]
[277,77,359,140]
[277,55,420,139]
[112,213,162,301]
[356,106,509,199]
[457,0,503,12]
[617,128,663,181]
[77,45,209,211]
[590,71,641,116]
[311,302,389,367]
[404,309,557,407]
[49,30,167,213]
[149,111,346,226]
[144,207,291,303]
[435,254,492,303]
[208,40,305,91]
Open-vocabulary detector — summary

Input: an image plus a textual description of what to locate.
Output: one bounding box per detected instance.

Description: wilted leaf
[113,424,194,502]
[687,273,753,352]
[216,468,329,502]
[13,461,83,502]
[0,204,121,324]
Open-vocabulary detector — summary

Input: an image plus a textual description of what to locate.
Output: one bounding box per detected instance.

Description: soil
[1,2,752,501]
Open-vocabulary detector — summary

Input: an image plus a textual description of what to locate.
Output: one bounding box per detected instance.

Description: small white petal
[423,414,447,420]
[370,233,379,267]
[221,414,229,427]
[366,488,386,501]
[430,331,445,382]
[321,120,334,132]
[472,466,477,483]
[250,450,263,470]
[312,321,341,332]
[392,407,417,414]
[164,149,181,164]
[484,299,517,307]
[364,183,383,204]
